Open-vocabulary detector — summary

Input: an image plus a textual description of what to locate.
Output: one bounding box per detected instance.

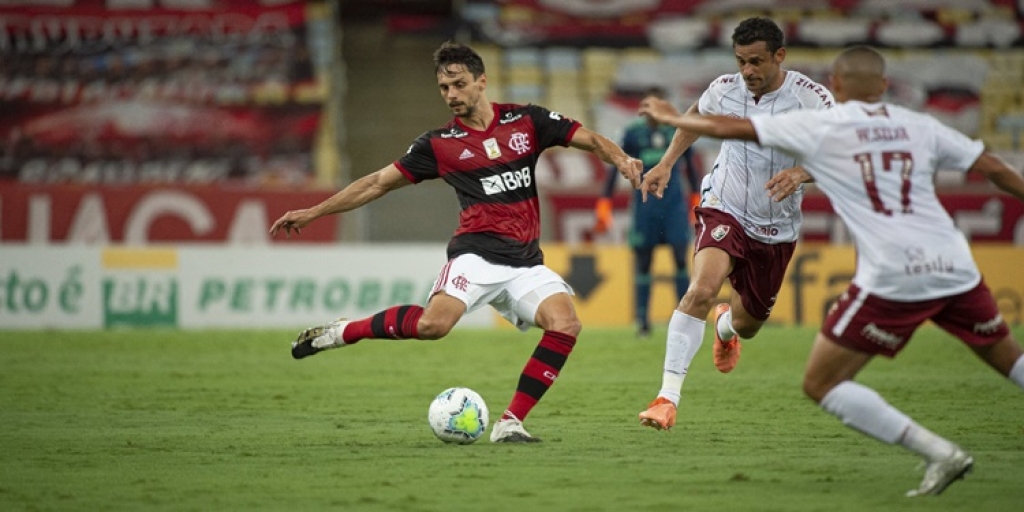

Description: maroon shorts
[822,280,1009,358]
[694,207,796,321]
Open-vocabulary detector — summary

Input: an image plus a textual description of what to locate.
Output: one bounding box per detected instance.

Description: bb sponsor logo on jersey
[509,132,531,155]
[480,166,532,195]
[459,149,474,160]
[711,225,730,241]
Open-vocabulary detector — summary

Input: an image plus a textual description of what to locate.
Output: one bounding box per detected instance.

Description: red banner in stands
[0,0,325,186]
[0,183,338,244]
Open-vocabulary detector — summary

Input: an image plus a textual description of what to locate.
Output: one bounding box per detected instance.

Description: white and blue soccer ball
[428,387,489,444]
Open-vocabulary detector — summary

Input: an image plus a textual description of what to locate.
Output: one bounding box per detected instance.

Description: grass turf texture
[1,326,1022,511]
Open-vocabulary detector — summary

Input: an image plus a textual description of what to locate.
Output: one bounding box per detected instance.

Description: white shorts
[429,253,574,331]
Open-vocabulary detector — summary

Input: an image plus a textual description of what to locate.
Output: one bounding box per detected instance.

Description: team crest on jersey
[711,225,730,241]
[450,274,470,292]
[509,132,531,155]
[483,137,502,159]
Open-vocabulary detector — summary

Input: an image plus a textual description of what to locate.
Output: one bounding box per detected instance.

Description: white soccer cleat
[291,319,349,360]
[489,413,541,443]
[905,448,974,497]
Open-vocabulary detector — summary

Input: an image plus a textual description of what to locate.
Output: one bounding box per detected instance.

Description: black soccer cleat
[291,325,327,359]
[290,319,349,360]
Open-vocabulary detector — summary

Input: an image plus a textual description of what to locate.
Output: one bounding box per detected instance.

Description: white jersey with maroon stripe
[698,70,833,243]
[752,100,985,301]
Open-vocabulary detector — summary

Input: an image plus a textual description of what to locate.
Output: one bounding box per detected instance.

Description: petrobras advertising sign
[0,245,494,329]
[0,247,103,329]
[3,244,1024,329]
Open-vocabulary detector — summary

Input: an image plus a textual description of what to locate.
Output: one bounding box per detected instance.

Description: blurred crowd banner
[0,182,337,244]
[461,0,1022,48]
[0,0,330,187]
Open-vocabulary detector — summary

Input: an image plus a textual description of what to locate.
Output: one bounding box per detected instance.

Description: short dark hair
[433,42,485,78]
[732,17,785,54]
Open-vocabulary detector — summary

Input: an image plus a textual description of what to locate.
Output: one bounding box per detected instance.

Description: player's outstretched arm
[569,126,643,189]
[971,152,1024,202]
[640,101,700,202]
[657,101,702,168]
[640,101,758,143]
[270,164,411,238]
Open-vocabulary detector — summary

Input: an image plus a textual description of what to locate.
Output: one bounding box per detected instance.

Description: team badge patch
[451,274,470,292]
[509,132,531,155]
[711,225,730,241]
[483,138,502,160]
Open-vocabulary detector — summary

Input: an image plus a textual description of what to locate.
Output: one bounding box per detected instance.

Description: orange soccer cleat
[712,303,741,373]
[638,397,677,431]
[593,197,613,234]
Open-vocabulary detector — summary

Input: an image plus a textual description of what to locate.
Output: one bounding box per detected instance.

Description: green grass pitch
[1,325,1022,511]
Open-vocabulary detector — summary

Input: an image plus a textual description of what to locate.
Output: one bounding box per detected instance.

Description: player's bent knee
[680,285,717,312]
[546,317,582,337]
[802,374,834,403]
[416,317,456,340]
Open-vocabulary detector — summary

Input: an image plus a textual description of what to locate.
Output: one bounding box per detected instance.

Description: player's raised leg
[711,302,740,372]
[290,292,465,359]
[803,333,973,497]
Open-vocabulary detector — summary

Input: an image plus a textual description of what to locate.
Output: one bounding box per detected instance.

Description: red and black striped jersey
[394,102,580,267]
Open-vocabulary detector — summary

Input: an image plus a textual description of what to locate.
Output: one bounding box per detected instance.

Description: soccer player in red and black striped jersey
[270,42,642,442]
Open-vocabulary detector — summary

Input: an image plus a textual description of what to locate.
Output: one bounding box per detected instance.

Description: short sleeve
[697,86,717,115]
[931,118,985,172]
[528,104,581,149]
[750,110,824,160]
[697,74,734,115]
[394,133,438,183]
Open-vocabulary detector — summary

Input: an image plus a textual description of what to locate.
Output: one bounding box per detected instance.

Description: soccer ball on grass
[428,387,489,444]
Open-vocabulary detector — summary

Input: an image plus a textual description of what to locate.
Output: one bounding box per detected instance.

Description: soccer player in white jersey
[637,17,834,431]
[640,45,1024,497]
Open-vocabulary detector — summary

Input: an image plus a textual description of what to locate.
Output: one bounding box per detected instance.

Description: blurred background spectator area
[0,0,335,188]
[2,0,1023,244]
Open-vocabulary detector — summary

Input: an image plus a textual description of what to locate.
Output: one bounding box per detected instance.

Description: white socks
[716,307,737,341]
[1010,354,1024,389]
[820,381,957,462]
[657,311,706,406]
